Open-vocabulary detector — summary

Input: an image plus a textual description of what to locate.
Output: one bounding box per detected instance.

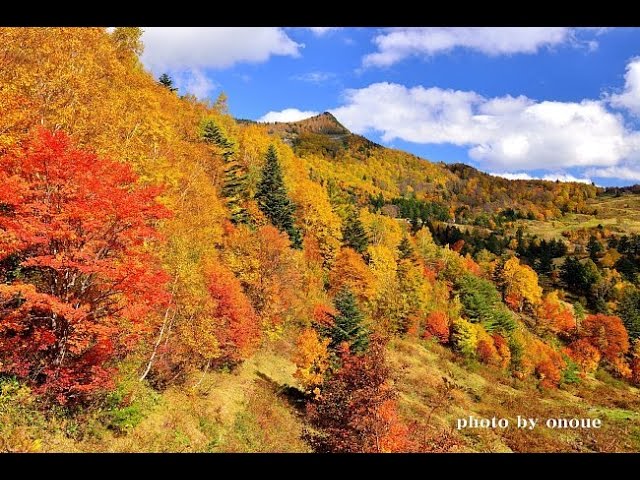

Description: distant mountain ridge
[251,112,600,222]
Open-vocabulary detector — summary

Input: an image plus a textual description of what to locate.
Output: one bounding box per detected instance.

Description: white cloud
[491,172,537,181]
[259,108,319,123]
[586,165,640,181]
[293,71,336,84]
[140,27,302,73]
[172,69,217,99]
[609,57,640,116]
[490,172,593,184]
[306,27,340,36]
[330,82,640,170]
[363,27,576,67]
[547,173,594,184]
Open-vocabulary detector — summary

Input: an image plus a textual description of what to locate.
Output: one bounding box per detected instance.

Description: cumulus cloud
[172,69,217,99]
[259,108,319,123]
[306,27,341,36]
[363,27,576,67]
[609,57,640,116]
[586,165,640,182]
[140,27,302,73]
[330,81,640,170]
[490,172,593,184]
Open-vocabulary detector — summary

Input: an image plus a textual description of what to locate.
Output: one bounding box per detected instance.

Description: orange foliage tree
[477,338,502,367]
[0,129,170,404]
[224,225,303,331]
[329,247,375,304]
[568,313,630,377]
[492,334,511,370]
[521,338,565,389]
[566,339,601,375]
[537,291,576,336]
[423,311,450,343]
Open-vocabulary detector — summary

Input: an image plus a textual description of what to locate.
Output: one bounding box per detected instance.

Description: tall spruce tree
[619,288,640,341]
[342,209,369,255]
[202,120,249,224]
[397,235,416,262]
[329,288,370,354]
[158,73,178,92]
[255,145,302,248]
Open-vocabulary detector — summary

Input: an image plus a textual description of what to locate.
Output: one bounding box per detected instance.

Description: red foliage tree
[312,303,337,330]
[422,266,436,283]
[566,339,601,374]
[451,239,465,253]
[0,129,170,404]
[423,311,449,344]
[304,341,411,453]
[492,334,511,370]
[537,292,576,336]
[462,255,482,276]
[207,264,260,363]
[477,338,501,367]
[580,314,630,364]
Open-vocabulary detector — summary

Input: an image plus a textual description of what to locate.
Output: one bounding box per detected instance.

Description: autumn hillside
[1,28,640,453]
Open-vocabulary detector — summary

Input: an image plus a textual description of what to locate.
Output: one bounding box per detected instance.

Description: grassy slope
[388,338,640,453]
[519,193,640,240]
[5,336,637,453]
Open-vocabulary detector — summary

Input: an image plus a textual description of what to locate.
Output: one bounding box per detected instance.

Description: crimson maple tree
[0,129,170,404]
[207,264,260,363]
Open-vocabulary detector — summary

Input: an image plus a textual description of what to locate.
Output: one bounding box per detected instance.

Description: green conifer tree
[397,235,416,262]
[202,120,249,224]
[255,145,302,248]
[342,209,369,255]
[619,288,640,341]
[329,288,370,354]
[158,73,178,92]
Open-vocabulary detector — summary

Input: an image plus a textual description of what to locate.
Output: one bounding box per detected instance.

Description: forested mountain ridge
[1,27,639,453]
[262,112,599,223]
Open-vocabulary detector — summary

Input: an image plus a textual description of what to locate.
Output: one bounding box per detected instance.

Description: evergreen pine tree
[255,145,302,248]
[202,120,249,224]
[536,253,553,275]
[369,192,385,212]
[619,289,640,341]
[588,235,603,261]
[329,288,370,354]
[158,73,178,92]
[397,235,416,262]
[342,208,369,255]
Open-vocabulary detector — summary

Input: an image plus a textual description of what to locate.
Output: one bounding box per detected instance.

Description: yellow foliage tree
[499,257,542,312]
[293,328,330,396]
[360,209,404,251]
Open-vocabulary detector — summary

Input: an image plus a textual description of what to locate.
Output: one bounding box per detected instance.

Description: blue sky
[139,27,640,186]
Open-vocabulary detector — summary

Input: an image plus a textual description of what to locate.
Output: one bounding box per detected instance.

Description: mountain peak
[288,111,350,136]
[261,111,352,147]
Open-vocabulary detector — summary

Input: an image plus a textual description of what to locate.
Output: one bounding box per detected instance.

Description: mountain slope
[259,113,599,223]
[1,27,639,454]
